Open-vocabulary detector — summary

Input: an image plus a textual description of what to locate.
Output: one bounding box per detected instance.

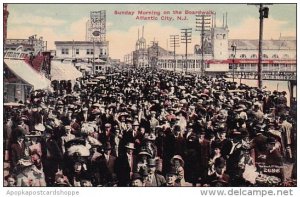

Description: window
[250,54,257,59]
[240,54,247,59]
[86,49,94,55]
[76,49,79,55]
[262,64,268,71]
[240,64,244,70]
[216,34,222,39]
[272,54,279,59]
[62,48,69,55]
[262,54,268,59]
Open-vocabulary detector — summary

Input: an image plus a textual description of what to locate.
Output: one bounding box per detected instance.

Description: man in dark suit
[206,157,230,187]
[197,131,210,184]
[115,143,137,186]
[98,143,116,186]
[41,129,63,186]
[10,134,26,171]
[253,129,268,163]
[218,130,232,159]
[145,158,166,187]
[265,137,283,166]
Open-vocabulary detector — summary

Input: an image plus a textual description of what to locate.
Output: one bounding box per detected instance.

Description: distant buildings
[128,13,296,76]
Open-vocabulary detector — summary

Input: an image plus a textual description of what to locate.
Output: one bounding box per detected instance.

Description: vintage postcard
[3,3,297,191]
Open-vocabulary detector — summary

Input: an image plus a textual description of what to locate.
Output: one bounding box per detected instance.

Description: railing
[226,71,296,81]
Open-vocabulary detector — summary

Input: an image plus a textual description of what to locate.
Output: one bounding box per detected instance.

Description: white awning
[51,61,82,81]
[4,59,51,90]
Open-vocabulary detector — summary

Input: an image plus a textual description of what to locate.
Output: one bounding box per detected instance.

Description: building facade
[158,25,296,76]
[54,41,109,60]
[54,41,109,73]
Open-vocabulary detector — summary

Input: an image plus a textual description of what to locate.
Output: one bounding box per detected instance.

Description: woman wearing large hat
[170,155,186,186]
[15,156,46,186]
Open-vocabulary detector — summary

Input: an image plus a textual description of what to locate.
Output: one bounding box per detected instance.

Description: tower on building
[211,13,229,60]
[136,26,146,50]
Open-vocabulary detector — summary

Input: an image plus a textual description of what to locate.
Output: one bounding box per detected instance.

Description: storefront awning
[4,59,51,90]
[51,61,83,81]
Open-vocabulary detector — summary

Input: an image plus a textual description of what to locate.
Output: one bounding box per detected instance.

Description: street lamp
[231,42,237,82]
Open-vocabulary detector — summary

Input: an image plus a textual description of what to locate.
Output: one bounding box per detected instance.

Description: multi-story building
[54,41,109,61]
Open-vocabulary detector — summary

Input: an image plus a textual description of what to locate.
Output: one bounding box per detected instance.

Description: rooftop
[228,38,296,50]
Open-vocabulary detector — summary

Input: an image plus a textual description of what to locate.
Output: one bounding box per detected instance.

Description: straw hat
[125,142,135,150]
[34,123,45,132]
[170,155,184,167]
[17,157,33,167]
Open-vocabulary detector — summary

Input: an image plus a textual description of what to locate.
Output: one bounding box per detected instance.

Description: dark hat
[213,141,222,149]
[267,137,276,144]
[132,121,140,126]
[147,159,156,167]
[239,128,249,138]
[166,168,178,176]
[218,129,227,134]
[25,130,42,138]
[132,173,143,181]
[139,167,149,177]
[214,157,226,169]
[138,149,151,157]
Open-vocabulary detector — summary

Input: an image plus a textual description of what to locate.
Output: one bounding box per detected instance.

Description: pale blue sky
[7,4,296,59]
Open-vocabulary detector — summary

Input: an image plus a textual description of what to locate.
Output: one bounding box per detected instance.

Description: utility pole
[196,14,212,76]
[170,35,180,72]
[93,38,95,74]
[181,28,192,74]
[248,3,272,88]
[147,45,150,68]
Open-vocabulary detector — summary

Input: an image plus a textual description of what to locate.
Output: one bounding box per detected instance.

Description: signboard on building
[86,10,106,42]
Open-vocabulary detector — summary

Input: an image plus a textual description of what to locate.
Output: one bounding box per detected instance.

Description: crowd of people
[3,67,296,187]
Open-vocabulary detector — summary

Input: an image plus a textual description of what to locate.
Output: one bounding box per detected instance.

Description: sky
[6,3,296,60]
